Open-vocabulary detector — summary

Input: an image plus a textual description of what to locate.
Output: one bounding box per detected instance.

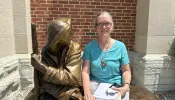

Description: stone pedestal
[0,54,33,100]
[132,53,175,91]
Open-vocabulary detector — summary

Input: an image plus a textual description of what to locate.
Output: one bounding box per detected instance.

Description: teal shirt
[82,40,129,85]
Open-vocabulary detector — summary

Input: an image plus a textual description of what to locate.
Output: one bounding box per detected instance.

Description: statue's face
[46,18,71,53]
[55,23,71,45]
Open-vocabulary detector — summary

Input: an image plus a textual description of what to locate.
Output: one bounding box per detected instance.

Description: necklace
[98,38,111,67]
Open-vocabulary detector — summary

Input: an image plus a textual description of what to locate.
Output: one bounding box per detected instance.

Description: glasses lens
[98,23,111,27]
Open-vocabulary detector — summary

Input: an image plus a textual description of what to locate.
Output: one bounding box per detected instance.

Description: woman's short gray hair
[94,11,113,28]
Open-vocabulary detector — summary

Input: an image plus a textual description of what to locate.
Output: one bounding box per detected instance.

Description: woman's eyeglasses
[97,23,112,27]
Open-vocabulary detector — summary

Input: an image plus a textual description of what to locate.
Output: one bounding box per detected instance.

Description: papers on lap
[93,83,121,100]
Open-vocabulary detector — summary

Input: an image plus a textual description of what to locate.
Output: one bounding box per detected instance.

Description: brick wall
[31,0,137,51]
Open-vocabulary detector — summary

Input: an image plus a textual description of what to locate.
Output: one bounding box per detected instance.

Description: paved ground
[155,91,175,100]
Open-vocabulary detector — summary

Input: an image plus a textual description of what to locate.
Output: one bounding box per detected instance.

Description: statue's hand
[31,53,46,73]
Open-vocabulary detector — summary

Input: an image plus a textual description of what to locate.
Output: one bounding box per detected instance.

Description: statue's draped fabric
[31,18,82,100]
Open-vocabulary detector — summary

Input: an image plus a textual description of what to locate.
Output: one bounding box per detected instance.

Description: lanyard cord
[97,38,111,67]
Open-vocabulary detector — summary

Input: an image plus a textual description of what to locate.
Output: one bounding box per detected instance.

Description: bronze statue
[31,18,83,100]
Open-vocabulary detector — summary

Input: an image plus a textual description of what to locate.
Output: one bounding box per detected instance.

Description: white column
[132,0,175,91]
[12,0,32,54]
[0,0,15,57]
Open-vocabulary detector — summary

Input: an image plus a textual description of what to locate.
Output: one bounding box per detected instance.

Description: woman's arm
[82,60,95,100]
[111,64,131,97]
[82,60,91,94]
[121,64,131,89]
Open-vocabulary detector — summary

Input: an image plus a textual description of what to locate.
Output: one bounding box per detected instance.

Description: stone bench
[25,85,159,100]
[130,85,159,100]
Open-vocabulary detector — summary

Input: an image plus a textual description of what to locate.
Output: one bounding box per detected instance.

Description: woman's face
[96,15,113,38]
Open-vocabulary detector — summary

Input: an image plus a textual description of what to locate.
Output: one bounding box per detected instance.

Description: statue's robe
[31,18,83,100]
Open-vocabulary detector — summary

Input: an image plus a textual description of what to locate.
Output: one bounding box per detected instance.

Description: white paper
[93,83,121,100]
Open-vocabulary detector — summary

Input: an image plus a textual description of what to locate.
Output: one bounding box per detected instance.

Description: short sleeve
[82,45,90,60]
[121,44,129,65]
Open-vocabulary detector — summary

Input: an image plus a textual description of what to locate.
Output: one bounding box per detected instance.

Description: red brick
[64,4,74,8]
[94,0,104,2]
[80,1,90,5]
[59,8,69,11]
[81,15,92,18]
[127,7,136,10]
[81,23,91,25]
[75,19,85,22]
[59,15,70,17]
[91,9,101,12]
[71,15,81,18]
[86,5,95,8]
[86,19,93,22]
[117,20,127,22]
[59,1,68,4]
[69,1,79,4]
[121,30,130,32]
[112,10,122,13]
[53,4,63,7]
[69,8,80,11]
[36,7,47,10]
[96,6,105,9]
[37,14,48,17]
[109,0,120,2]
[40,4,53,7]
[72,22,81,25]
[91,2,100,5]
[123,10,132,13]
[81,36,90,38]
[125,0,135,3]
[127,19,135,23]
[75,5,86,8]
[84,12,94,15]
[83,39,93,41]
[81,9,91,11]
[110,3,121,6]
[47,1,58,3]
[62,12,68,14]
[74,32,84,35]
[101,3,110,5]
[106,6,116,9]
[31,3,40,7]
[32,18,42,21]
[117,7,126,9]
[79,12,84,15]
[122,16,131,19]
[132,3,137,6]
[31,14,37,17]
[130,13,136,16]
[34,11,44,14]
[51,11,62,14]
[48,14,58,17]
[68,12,79,15]
[122,3,131,6]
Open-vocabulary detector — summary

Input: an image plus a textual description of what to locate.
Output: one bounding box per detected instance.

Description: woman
[81,11,131,100]
[31,18,83,100]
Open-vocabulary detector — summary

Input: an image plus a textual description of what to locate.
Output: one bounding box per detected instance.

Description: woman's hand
[84,92,95,100]
[111,84,129,97]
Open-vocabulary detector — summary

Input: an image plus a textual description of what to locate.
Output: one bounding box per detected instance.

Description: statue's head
[46,18,71,54]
